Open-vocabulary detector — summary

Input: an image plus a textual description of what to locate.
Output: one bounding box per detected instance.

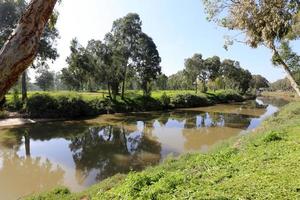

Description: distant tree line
[166,54,269,94]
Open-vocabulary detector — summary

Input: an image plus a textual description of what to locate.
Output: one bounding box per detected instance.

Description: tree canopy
[203,0,300,96]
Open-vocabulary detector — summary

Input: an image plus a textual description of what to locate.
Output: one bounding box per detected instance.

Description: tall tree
[155,74,168,90]
[62,39,90,91]
[134,33,161,96]
[203,0,300,96]
[204,56,221,81]
[184,54,206,93]
[0,0,58,100]
[251,75,270,89]
[35,67,54,91]
[110,13,143,98]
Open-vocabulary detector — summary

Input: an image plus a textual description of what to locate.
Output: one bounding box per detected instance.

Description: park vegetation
[26,97,300,200]
[1,12,264,118]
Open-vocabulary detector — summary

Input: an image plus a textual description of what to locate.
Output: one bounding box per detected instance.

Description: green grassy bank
[26,101,300,199]
[4,89,247,118]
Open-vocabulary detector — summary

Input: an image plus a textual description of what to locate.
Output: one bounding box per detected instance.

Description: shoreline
[24,100,300,200]
[0,98,255,128]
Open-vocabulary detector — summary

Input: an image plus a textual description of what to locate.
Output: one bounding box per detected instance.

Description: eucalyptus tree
[203,0,300,96]
[0,0,58,100]
[0,0,59,101]
[204,56,221,81]
[133,33,161,96]
[61,39,90,91]
[155,74,168,90]
[110,13,143,98]
[184,54,207,93]
[167,71,190,90]
[35,67,55,91]
[251,75,270,90]
[221,59,252,93]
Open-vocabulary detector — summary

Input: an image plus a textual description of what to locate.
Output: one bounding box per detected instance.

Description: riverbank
[26,100,300,199]
[4,89,251,119]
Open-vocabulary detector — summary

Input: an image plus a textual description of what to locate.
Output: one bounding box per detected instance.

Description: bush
[132,96,162,111]
[6,89,23,111]
[160,92,171,108]
[27,94,111,118]
[56,95,88,118]
[26,94,58,118]
[0,110,8,119]
[214,90,244,103]
[171,94,210,108]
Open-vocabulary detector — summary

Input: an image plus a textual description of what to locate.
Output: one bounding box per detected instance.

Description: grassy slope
[26,101,300,200]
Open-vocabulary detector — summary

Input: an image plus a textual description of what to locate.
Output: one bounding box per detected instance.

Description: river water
[0,97,289,199]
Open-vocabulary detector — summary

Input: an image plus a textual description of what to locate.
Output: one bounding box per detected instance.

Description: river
[0,97,289,199]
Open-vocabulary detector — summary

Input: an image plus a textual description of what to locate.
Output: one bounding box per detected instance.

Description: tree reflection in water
[69,125,161,183]
[0,149,64,200]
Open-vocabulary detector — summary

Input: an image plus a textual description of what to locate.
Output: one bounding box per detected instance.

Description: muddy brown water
[0,97,289,199]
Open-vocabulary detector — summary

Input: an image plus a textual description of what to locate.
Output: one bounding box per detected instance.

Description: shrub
[214,90,244,103]
[171,94,210,108]
[0,110,8,119]
[133,96,162,111]
[56,95,88,118]
[263,131,283,143]
[26,94,58,118]
[160,92,171,108]
[7,89,23,111]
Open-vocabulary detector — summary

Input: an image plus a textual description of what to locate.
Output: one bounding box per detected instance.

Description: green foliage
[26,94,59,118]
[35,68,55,91]
[263,131,283,143]
[27,101,300,200]
[213,89,244,103]
[171,93,210,108]
[251,74,270,89]
[0,110,8,119]
[6,88,23,111]
[203,0,300,94]
[21,90,246,118]
[159,92,171,108]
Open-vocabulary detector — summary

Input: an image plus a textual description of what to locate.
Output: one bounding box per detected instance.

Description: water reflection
[0,149,64,200]
[0,97,288,199]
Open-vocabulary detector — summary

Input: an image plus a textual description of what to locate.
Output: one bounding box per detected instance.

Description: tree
[204,56,221,81]
[203,0,300,96]
[220,59,252,93]
[155,74,168,90]
[167,71,191,90]
[0,0,58,100]
[62,39,90,91]
[35,67,54,91]
[133,33,161,96]
[184,54,207,93]
[110,13,143,98]
[251,75,270,90]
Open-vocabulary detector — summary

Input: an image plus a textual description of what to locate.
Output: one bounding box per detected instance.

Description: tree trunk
[272,45,300,97]
[107,82,112,99]
[24,131,31,158]
[21,71,27,102]
[121,65,128,99]
[0,0,57,100]
[282,64,300,96]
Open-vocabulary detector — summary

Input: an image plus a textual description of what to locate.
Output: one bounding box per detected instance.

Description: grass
[26,100,300,200]
[5,90,196,102]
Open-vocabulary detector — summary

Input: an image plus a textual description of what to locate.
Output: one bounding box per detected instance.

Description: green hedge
[25,91,245,119]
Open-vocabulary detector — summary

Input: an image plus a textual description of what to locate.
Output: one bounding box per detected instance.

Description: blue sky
[47,0,299,82]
